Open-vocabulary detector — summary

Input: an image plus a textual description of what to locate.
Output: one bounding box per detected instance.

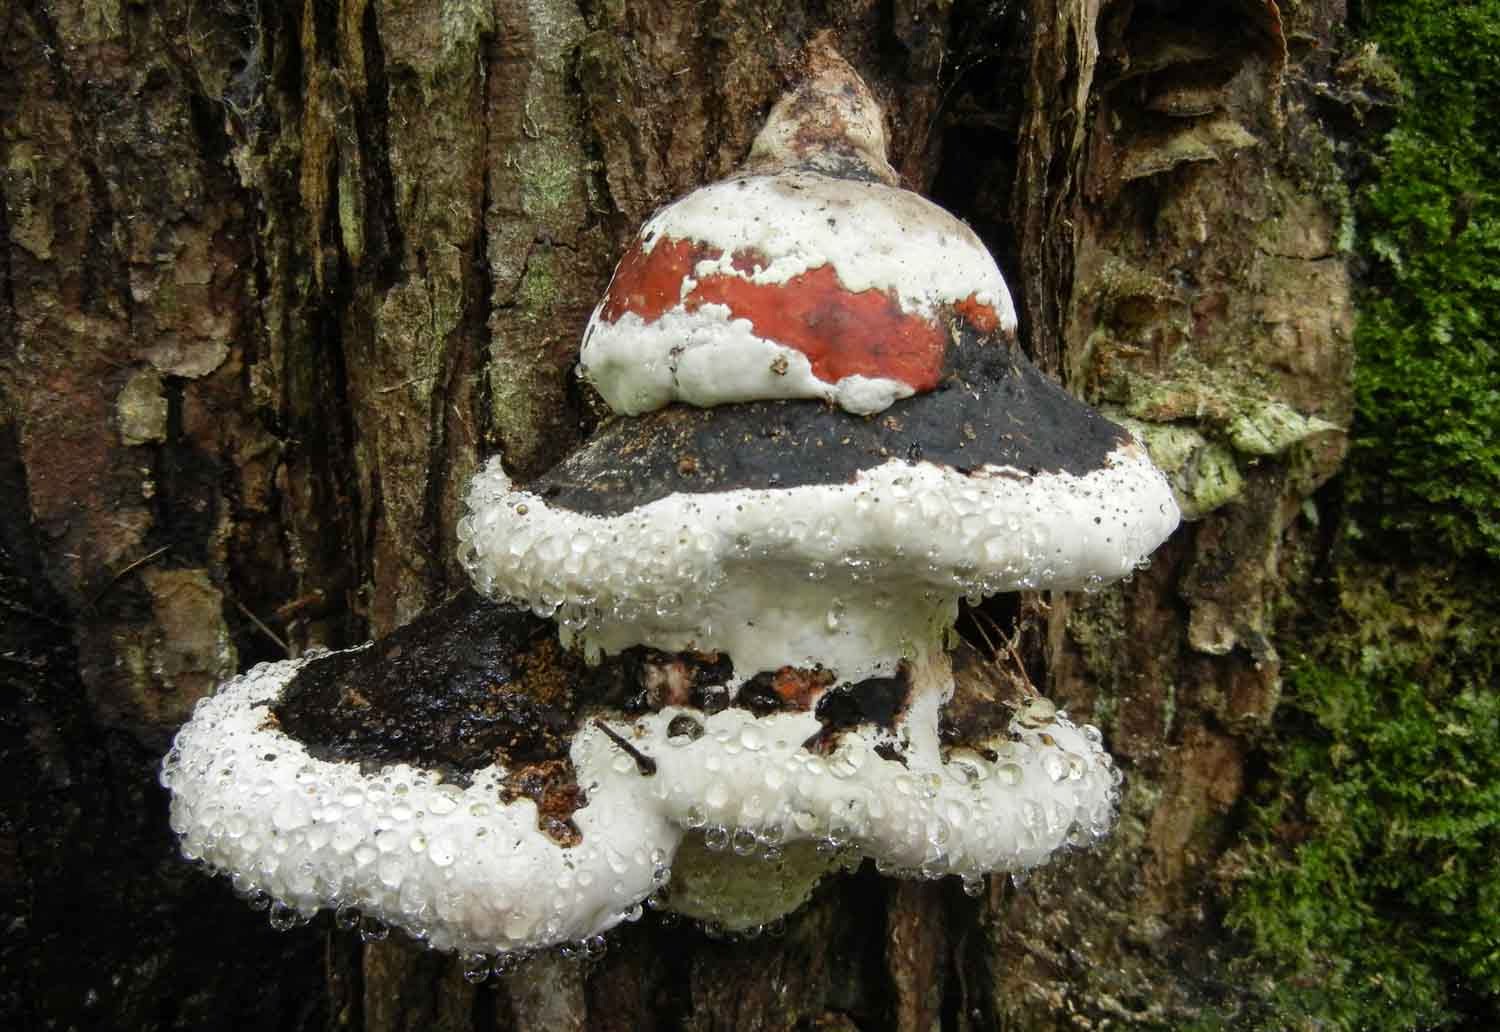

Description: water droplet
[731,827,758,856]
[462,953,491,984]
[668,715,704,743]
[268,901,297,932]
[1018,697,1057,728]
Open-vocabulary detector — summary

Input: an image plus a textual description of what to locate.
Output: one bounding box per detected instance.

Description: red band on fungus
[953,294,1000,334]
[601,237,962,392]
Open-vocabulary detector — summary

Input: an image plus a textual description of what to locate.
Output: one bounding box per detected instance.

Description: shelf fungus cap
[163,44,1182,956]
[459,355,1179,680]
[161,598,1127,947]
[162,658,671,954]
[160,601,678,956]
[578,46,1016,418]
[462,40,1179,682]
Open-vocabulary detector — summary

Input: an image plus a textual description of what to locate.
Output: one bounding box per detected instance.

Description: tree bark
[2,0,1356,1028]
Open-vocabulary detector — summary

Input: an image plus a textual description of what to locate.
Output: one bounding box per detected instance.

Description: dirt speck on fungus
[499,758,588,847]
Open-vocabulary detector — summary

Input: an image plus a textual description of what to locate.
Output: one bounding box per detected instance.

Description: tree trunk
[2,0,1361,1028]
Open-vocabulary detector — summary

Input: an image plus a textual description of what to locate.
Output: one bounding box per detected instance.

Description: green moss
[1219,9,1500,1025]
[1348,0,1500,560]
[520,145,587,227]
[1225,563,1500,1029]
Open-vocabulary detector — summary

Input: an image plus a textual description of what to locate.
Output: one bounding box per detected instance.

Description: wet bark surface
[2,0,1356,1028]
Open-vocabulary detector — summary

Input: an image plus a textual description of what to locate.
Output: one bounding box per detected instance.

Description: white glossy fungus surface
[627,651,1121,881]
[578,172,1016,416]
[163,648,1121,949]
[457,445,1179,680]
[162,653,673,956]
[638,174,1013,317]
[581,306,916,416]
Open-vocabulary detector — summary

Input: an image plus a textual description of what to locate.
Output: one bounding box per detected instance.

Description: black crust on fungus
[802,665,912,753]
[274,592,748,782]
[272,592,819,779]
[272,591,590,784]
[738,666,835,713]
[736,675,787,716]
[789,156,889,183]
[531,336,1130,516]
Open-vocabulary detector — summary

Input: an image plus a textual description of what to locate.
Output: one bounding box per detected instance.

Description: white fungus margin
[162,653,674,956]
[580,306,918,416]
[163,647,1122,951]
[457,443,1178,680]
[628,656,1121,881]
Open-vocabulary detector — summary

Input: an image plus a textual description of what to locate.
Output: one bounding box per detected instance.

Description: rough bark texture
[3,0,1365,1029]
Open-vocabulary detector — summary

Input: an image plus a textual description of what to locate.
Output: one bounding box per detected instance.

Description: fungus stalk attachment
[162,40,1180,959]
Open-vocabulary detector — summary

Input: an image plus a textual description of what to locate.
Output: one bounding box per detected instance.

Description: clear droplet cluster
[457,449,1176,679]
[161,656,674,956]
[618,676,1120,884]
[162,646,1120,952]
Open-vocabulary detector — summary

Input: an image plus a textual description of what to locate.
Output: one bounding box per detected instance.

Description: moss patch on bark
[1346,0,1500,560]
[1225,560,1500,1029]
[1221,6,1500,1026]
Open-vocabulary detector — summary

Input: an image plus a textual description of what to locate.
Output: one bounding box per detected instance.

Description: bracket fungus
[162,44,1180,965]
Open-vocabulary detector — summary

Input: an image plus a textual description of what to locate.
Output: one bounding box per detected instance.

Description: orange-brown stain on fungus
[510,636,573,709]
[601,237,951,391]
[500,758,587,847]
[953,294,1001,334]
[770,666,835,709]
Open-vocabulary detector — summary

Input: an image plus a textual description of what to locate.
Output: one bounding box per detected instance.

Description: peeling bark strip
[3,0,1360,1028]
